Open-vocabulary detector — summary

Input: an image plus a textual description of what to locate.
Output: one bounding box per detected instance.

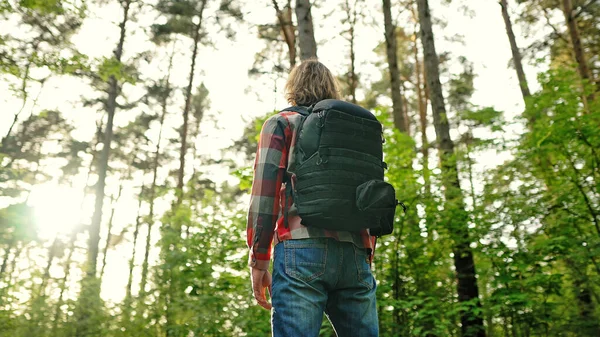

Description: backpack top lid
[313,99,378,122]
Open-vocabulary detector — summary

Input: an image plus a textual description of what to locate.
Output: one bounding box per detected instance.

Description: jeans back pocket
[284,239,328,283]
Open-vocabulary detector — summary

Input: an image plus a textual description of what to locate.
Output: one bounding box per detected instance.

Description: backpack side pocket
[356,180,397,236]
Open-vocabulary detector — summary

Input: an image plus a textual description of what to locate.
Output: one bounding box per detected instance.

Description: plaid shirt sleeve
[247,114,289,269]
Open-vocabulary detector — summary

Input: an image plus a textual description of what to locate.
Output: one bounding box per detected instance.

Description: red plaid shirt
[247,109,376,270]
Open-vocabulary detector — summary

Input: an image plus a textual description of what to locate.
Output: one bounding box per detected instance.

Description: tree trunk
[401,81,411,134]
[382,0,407,133]
[177,3,206,207]
[416,1,486,336]
[295,0,317,60]
[561,0,594,88]
[465,131,478,211]
[37,236,59,298]
[561,0,595,111]
[75,2,131,336]
[393,234,401,333]
[414,31,431,197]
[169,14,210,331]
[52,232,78,337]
[499,0,531,102]
[573,279,598,335]
[88,0,132,279]
[0,239,15,277]
[138,43,175,315]
[273,0,297,68]
[123,185,145,323]
[99,183,124,281]
[344,0,358,104]
[25,236,59,337]
[3,243,24,296]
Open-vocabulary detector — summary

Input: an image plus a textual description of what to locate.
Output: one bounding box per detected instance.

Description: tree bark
[3,243,24,295]
[52,232,78,337]
[499,0,531,102]
[0,239,15,277]
[177,2,206,207]
[123,185,145,323]
[561,0,595,108]
[561,0,593,86]
[138,43,175,315]
[344,0,358,104]
[382,0,407,133]
[37,236,59,298]
[401,82,411,134]
[75,3,131,336]
[416,1,486,336]
[273,0,297,68]
[99,183,124,281]
[295,0,317,60]
[413,32,431,197]
[88,0,132,279]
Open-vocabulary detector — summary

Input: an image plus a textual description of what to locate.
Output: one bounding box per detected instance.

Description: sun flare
[29,183,84,240]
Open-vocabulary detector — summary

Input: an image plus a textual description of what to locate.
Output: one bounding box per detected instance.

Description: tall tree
[560,0,595,107]
[176,0,206,207]
[295,0,317,60]
[499,0,531,101]
[75,1,135,336]
[152,2,208,335]
[342,0,360,104]
[416,1,486,336]
[382,0,407,132]
[561,0,593,86]
[137,64,173,316]
[411,17,430,195]
[87,0,133,279]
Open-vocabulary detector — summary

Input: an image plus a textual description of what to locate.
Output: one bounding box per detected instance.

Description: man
[247,59,379,337]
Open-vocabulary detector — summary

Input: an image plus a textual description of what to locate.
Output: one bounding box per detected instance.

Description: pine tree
[416,1,486,336]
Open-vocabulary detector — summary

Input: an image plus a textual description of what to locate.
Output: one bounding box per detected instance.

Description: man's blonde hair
[284,59,340,106]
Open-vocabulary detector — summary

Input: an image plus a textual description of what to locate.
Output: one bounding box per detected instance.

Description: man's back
[247,59,380,337]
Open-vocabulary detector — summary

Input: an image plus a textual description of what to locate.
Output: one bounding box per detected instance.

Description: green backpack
[282,99,404,236]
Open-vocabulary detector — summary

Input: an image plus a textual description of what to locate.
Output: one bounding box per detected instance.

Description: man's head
[285,59,340,107]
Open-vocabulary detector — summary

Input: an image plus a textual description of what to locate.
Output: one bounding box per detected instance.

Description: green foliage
[479,66,600,336]
[97,56,137,84]
[19,0,64,13]
[0,203,37,245]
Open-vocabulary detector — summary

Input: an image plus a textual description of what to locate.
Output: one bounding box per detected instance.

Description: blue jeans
[271,238,379,337]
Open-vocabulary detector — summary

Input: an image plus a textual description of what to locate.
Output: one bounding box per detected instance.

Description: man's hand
[251,267,272,310]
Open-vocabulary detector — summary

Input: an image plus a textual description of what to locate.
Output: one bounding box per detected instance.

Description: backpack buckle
[316,150,329,165]
[317,110,326,128]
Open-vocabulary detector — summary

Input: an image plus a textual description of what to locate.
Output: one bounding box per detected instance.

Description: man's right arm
[246,115,289,270]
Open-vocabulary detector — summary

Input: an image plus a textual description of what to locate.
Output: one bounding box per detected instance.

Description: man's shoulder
[265,109,305,128]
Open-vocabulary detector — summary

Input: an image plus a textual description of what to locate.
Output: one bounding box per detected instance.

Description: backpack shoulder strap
[281,105,313,116]
[280,105,314,228]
